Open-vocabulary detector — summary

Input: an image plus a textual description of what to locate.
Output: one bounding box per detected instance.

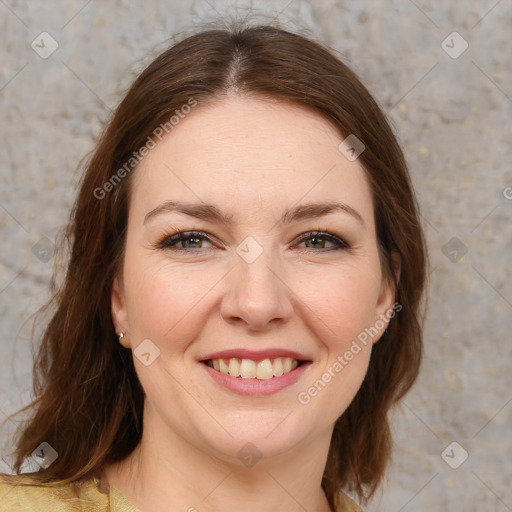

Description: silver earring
[117,332,125,340]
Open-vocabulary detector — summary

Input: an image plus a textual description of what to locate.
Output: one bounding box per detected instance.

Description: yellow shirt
[0,474,362,511]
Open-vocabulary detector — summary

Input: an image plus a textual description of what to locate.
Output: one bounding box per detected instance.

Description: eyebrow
[143,200,365,228]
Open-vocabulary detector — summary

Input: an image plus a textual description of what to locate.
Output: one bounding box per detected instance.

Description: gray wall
[1,1,511,511]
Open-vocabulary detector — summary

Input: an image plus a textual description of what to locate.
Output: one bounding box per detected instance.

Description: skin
[106,95,396,512]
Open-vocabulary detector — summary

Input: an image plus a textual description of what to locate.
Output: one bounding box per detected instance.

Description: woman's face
[112,96,395,463]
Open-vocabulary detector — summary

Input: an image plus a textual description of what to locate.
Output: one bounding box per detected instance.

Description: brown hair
[2,23,426,510]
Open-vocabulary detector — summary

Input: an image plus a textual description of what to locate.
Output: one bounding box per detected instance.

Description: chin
[196,411,317,463]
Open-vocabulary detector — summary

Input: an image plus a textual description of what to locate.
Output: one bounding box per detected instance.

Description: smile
[199,348,312,395]
[204,357,302,379]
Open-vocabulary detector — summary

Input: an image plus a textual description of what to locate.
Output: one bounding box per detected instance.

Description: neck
[104,408,335,512]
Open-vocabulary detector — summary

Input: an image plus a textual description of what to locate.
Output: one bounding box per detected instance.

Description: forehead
[132,96,374,227]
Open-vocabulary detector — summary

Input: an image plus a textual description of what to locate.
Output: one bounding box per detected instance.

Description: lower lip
[200,361,312,396]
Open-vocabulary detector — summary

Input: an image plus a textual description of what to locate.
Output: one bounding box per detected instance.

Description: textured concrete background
[1,1,511,511]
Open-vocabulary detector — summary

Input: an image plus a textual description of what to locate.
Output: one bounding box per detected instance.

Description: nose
[220,249,295,331]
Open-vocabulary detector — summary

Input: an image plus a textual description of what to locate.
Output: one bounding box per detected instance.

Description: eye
[155,231,214,250]
[294,231,349,251]
[154,230,349,252]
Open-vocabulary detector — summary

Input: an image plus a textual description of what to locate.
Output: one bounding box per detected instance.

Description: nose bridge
[221,239,294,329]
[238,246,280,294]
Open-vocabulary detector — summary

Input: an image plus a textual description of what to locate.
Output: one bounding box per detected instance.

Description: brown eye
[157,231,213,250]
[296,231,349,250]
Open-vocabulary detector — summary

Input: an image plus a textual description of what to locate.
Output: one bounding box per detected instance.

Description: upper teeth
[207,357,299,379]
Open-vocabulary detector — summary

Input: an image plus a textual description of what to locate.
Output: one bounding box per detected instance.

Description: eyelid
[293,230,349,250]
[154,229,350,252]
[154,230,216,250]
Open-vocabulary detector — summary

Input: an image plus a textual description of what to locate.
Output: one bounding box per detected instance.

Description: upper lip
[199,348,311,362]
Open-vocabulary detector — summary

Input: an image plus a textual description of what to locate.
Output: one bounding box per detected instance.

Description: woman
[0,23,426,512]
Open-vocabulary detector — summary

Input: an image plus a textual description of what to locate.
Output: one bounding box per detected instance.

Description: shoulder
[0,473,109,512]
[337,490,364,512]
[1,473,360,512]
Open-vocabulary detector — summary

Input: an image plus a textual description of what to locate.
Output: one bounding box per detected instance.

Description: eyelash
[154,230,349,252]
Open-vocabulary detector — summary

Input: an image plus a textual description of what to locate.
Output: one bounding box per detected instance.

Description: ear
[111,276,131,348]
[374,252,401,342]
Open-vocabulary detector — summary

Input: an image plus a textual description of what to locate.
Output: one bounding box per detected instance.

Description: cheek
[123,254,218,345]
[298,264,382,347]
[293,270,378,423]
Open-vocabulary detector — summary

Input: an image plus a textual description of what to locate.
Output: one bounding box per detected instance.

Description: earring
[117,332,125,340]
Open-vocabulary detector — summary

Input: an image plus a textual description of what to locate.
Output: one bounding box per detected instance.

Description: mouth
[202,357,309,380]
[199,349,313,396]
